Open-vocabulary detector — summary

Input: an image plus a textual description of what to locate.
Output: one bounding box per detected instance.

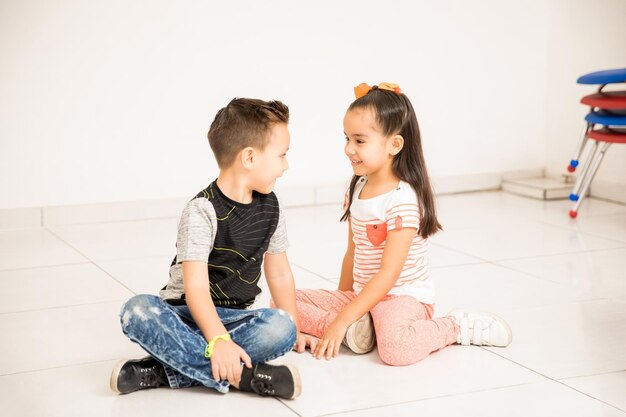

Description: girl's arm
[314,227,417,359]
[337,219,355,291]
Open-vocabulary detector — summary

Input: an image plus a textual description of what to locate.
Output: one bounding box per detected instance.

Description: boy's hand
[314,320,348,360]
[293,332,319,353]
[210,339,252,386]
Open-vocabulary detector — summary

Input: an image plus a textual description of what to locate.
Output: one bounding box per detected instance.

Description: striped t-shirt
[348,177,434,304]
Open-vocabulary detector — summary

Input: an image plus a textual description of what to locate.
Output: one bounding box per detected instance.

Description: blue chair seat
[577,68,626,85]
[585,110,626,126]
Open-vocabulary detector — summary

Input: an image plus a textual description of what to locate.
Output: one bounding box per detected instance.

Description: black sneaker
[110,356,168,394]
[239,363,301,400]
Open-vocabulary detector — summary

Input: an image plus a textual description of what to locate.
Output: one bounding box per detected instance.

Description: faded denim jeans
[119,294,296,393]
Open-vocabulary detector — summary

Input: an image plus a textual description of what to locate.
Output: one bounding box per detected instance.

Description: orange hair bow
[354,82,402,99]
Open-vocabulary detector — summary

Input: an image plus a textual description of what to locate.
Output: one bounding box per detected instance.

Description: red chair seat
[581,91,626,109]
[588,127,626,144]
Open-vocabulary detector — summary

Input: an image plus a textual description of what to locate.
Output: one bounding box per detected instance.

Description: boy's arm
[264,252,313,352]
[314,227,417,359]
[337,219,355,291]
[182,261,251,385]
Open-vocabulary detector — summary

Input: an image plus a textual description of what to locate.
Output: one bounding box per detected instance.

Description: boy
[110,98,309,400]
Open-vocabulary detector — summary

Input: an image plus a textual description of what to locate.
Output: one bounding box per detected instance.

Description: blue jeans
[119,294,296,393]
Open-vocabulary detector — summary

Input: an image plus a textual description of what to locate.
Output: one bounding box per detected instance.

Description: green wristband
[204,333,231,358]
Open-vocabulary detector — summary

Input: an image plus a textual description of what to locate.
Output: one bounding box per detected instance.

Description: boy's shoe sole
[110,358,130,394]
[343,312,376,354]
[284,364,302,399]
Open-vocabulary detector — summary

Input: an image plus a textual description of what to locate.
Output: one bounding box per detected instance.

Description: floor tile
[288,239,346,280]
[0,228,86,270]
[561,371,626,412]
[432,219,623,262]
[429,243,486,267]
[96,255,174,295]
[432,263,593,316]
[49,219,178,261]
[329,380,625,417]
[437,192,626,231]
[0,360,297,417]
[554,213,626,244]
[273,346,542,417]
[496,248,626,299]
[484,299,626,380]
[0,302,144,375]
[0,263,133,313]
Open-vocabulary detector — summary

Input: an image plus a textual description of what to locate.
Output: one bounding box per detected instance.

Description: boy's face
[250,123,290,194]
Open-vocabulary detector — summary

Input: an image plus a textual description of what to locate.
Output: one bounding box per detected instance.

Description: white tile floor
[1,191,625,417]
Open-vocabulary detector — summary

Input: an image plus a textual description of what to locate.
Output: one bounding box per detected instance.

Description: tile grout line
[289,262,339,284]
[0,260,93,273]
[536,217,626,246]
[312,381,543,417]
[488,245,626,263]
[481,348,626,413]
[44,228,137,296]
[0,299,127,316]
[276,397,305,417]
[0,357,125,377]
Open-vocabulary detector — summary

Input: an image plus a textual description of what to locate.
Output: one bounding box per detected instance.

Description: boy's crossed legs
[112,294,300,398]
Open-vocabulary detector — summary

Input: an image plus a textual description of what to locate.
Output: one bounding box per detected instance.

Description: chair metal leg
[568,123,591,172]
[569,141,611,218]
[569,140,598,201]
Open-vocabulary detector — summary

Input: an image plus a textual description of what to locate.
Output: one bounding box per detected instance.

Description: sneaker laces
[249,367,275,396]
[139,364,166,388]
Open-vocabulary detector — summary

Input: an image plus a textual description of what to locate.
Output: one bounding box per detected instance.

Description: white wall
[544,0,626,203]
[1,0,621,210]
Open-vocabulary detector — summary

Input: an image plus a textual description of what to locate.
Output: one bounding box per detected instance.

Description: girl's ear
[241,147,256,170]
[389,134,404,156]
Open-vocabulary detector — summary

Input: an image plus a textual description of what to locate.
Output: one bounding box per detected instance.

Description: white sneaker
[447,309,512,347]
[343,312,376,354]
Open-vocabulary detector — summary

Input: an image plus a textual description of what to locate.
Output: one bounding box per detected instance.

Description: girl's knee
[378,347,424,366]
[377,334,427,366]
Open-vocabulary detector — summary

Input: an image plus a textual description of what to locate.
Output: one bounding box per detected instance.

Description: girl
[294,82,512,366]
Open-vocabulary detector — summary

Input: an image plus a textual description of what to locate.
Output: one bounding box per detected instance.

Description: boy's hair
[341,86,442,238]
[208,98,289,168]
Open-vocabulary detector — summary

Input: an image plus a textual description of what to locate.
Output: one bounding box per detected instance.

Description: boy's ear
[240,147,256,170]
[389,134,404,156]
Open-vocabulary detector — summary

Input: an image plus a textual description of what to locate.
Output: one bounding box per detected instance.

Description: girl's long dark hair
[340,86,442,238]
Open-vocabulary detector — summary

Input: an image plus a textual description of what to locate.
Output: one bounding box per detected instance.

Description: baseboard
[589,180,626,205]
[431,168,544,195]
[0,207,42,230]
[42,198,189,227]
[545,168,626,205]
[6,168,618,230]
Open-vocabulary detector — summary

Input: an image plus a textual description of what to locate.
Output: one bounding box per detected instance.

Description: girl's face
[343,108,396,177]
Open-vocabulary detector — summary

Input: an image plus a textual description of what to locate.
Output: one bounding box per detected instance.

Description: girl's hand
[293,332,319,353]
[210,339,252,386]
[314,320,348,360]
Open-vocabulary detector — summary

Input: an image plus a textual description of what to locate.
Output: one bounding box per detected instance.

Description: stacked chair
[567,68,626,218]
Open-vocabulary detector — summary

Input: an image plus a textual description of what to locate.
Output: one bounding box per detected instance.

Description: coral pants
[294,289,460,366]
